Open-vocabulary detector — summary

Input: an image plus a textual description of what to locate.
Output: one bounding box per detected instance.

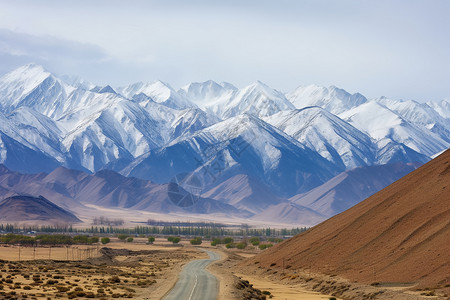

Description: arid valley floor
[0,237,448,300]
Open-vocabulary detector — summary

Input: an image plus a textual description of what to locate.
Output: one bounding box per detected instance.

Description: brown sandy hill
[0,195,81,223]
[248,149,450,289]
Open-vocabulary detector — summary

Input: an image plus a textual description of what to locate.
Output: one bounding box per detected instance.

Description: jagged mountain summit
[0,64,447,174]
[0,64,448,224]
[286,84,368,114]
[264,107,376,170]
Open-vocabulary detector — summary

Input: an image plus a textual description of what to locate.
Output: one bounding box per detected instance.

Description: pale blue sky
[0,0,449,101]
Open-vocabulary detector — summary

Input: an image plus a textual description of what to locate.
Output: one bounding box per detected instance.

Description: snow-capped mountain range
[0,64,448,224]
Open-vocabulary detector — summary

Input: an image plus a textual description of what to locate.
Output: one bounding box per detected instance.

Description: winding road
[163,249,220,300]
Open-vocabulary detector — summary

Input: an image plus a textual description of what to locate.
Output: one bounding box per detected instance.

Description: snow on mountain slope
[8,107,65,162]
[377,97,445,126]
[286,84,367,114]
[264,107,375,170]
[376,97,450,142]
[0,109,65,170]
[170,108,219,140]
[427,99,450,119]
[60,74,95,91]
[339,101,449,157]
[55,87,128,126]
[178,80,236,116]
[130,94,216,142]
[0,64,73,118]
[0,132,60,173]
[123,114,337,197]
[61,98,165,172]
[117,81,194,109]
[0,110,36,148]
[0,63,447,202]
[220,81,295,119]
[375,138,429,165]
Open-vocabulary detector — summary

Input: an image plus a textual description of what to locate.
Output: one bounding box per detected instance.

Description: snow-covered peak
[0,64,74,117]
[265,107,375,169]
[286,84,367,114]
[339,100,449,157]
[427,99,450,119]
[178,80,236,112]
[117,80,194,109]
[60,74,95,91]
[220,81,295,119]
[180,80,231,101]
[376,97,448,128]
[0,64,51,106]
[220,82,238,91]
[170,107,219,139]
[98,85,116,94]
[192,114,307,156]
[0,63,50,88]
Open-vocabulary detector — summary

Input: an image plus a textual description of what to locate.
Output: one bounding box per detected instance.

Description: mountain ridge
[0,64,448,224]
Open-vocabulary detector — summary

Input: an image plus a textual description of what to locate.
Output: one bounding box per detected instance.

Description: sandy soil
[206,244,450,300]
[235,272,341,300]
[0,238,205,299]
[245,150,450,298]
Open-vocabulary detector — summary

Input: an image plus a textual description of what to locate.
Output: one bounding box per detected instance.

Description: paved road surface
[163,249,220,300]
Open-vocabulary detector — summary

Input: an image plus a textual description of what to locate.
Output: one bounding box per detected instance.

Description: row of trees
[0,224,308,237]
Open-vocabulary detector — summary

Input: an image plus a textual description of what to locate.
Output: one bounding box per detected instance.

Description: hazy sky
[0,0,449,101]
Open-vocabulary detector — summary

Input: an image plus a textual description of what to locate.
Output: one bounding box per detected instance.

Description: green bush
[126,237,134,242]
[101,237,110,244]
[148,236,155,243]
[225,243,235,249]
[236,242,247,249]
[190,237,202,245]
[168,236,180,243]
